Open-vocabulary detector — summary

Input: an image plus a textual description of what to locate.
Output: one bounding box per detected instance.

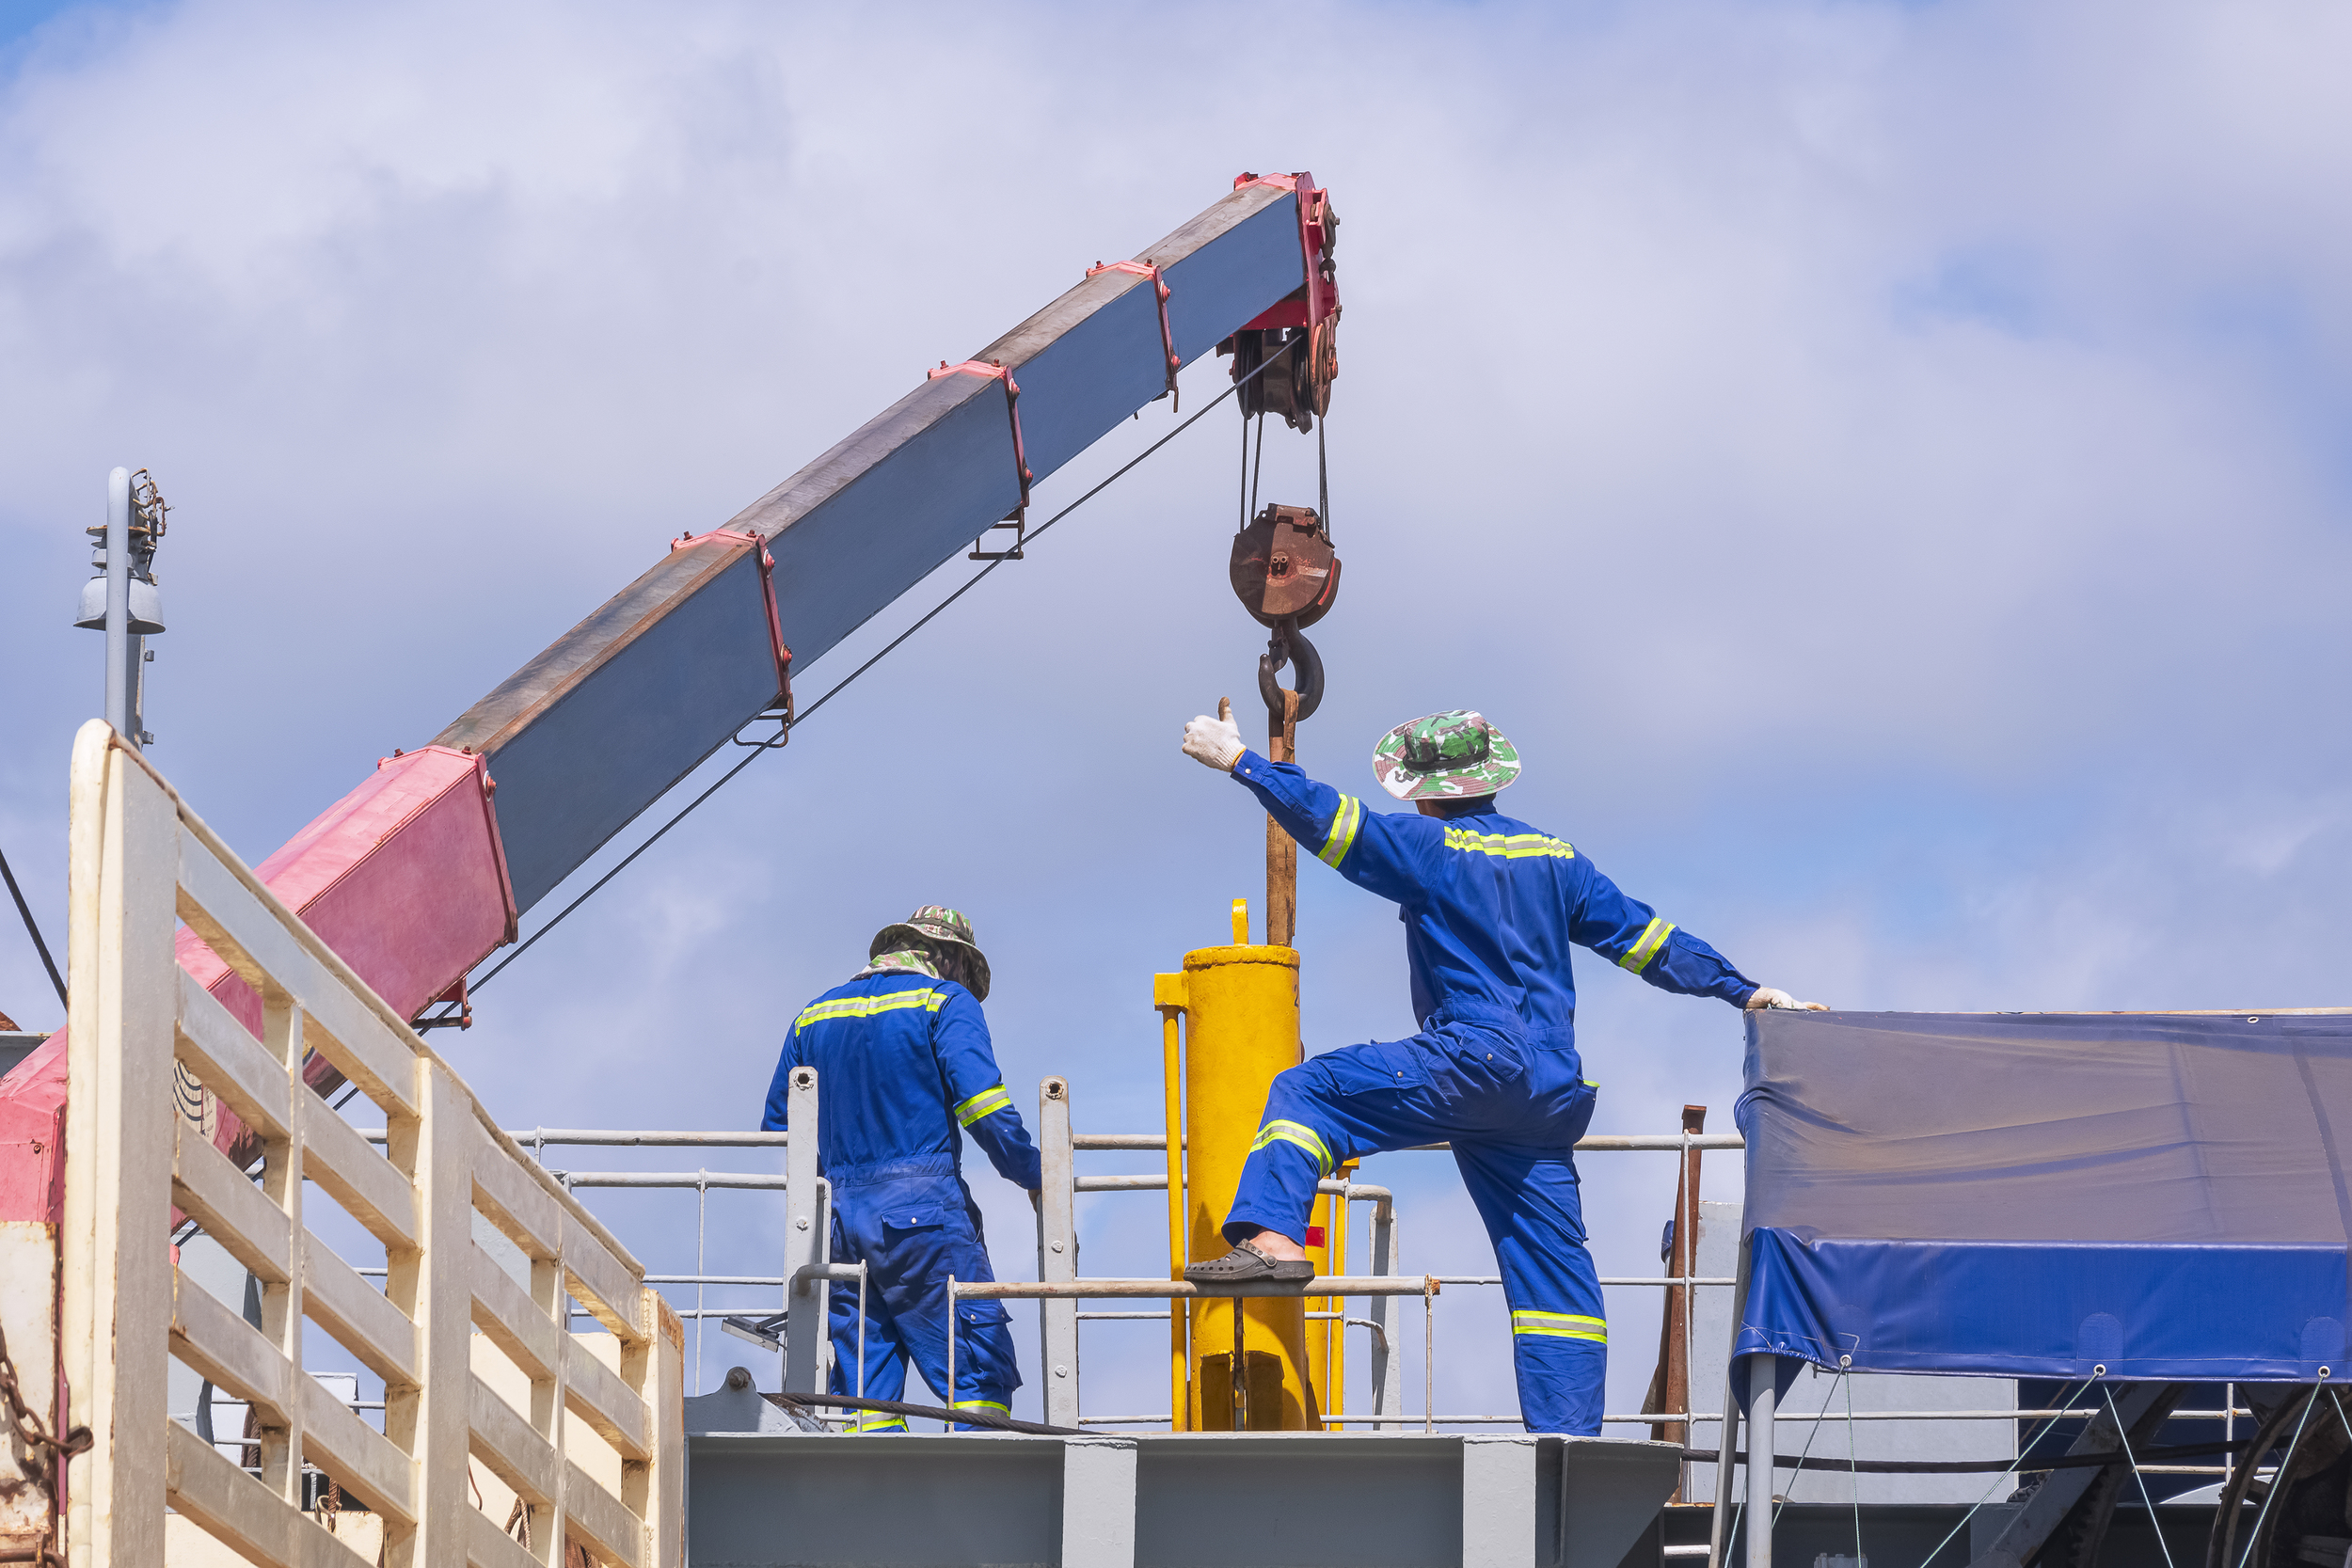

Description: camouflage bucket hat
[1371,710,1521,801]
[869,905,992,1001]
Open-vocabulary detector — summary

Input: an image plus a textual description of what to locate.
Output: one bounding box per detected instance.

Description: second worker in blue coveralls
[761,906,1041,1432]
[1177,703,1826,1435]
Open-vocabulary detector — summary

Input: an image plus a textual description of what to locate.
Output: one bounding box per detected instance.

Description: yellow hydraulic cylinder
[1166,910,1320,1431]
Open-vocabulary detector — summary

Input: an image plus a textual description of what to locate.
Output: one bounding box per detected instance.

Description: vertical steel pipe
[1036,1077,1079,1428]
[1154,975,1190,1431]
[781,1067,826,1396]
[1744,1354,1778,1568]
[103,467,130,739]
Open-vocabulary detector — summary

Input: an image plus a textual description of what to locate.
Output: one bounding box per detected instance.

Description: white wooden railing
[59,720,684,1568]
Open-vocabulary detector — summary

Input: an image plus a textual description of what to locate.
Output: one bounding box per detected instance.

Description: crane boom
[0,172,1339,1198]
[440,178,1313,911]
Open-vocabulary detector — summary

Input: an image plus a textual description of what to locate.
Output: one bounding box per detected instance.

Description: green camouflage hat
[1371,710,1521,801]
[869,905,992,1001]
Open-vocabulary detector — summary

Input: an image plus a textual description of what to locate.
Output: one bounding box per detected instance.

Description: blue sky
[6,0,2352,1425]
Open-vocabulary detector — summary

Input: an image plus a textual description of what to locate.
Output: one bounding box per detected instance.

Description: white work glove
[1183,697,1248,772]
[1745,987,1830,1012]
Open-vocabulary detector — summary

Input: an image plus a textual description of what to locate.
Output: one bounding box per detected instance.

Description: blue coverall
[761,973,1041,1431]
[1223,752,1759,1434]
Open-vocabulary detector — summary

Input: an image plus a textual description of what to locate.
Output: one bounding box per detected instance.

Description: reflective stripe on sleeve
[953,1085,1014,1127]
[1511,1310,1607,1343]
[794,987,949,1029]
[1249,1118,1333,1177]
[1617,918,1676,974]
[1317,794,1364,869]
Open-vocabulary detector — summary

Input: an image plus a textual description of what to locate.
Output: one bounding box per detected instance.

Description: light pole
[75,467,169,745]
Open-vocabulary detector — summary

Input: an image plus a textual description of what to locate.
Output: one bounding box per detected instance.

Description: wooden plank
[176,965,291,1137]
[175,838,419,1119]
[300,1372,419,1528]
[562,1213,645,1344]
[474,1110,644,1275]
[61,739,181,1567]
[392,1061,480,1565]
[562,1463,645,1568]
[164,1419,374,1568]
[563,1336,650,1461]
[174,1115,293,1284]
[641,1293,686,1568]
[468,1372,559,1506]
[469,1124,561,1260]
[470,1242,558,1383]
[468,1506,546,1568]
[302,1086,419,1251]
[303,1230,419,1388]
[169,1265,292,1421]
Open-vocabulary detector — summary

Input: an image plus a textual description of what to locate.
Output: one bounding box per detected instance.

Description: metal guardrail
[351,1114,1751,1434]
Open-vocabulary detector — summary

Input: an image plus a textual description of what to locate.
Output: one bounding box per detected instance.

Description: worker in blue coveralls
[1176,704,1827,1435]
[761,905,1041,1433]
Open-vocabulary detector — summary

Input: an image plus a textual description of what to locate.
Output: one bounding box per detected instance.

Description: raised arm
[1565,853,1763,1007]
[1184,699,1438,906]
[931,986,1042,1190]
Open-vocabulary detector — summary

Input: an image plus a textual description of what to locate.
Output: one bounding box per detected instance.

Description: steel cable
[0,843,66,1010]
[420,334,1310,1023]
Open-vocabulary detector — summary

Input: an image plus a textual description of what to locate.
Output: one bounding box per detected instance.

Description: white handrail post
[1366,1197,1401,1429]
[61,722,177,1564]
[383,1061,475,1565]
[782,1067,825,1397]
[631,1292,687,1568]
[1038,1077,1080,1428]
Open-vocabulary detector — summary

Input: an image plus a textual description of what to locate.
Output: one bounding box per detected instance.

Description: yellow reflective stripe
[851,1414,908,1432]
[1440,828,1575,861]
[794,988,948,1029]
[1250,1118,1333,1178]
[1617,918,1676,974]
[953,1400,1009,1414]
[953,1085,1012,1127]
[1512,1310,1607,1343]
[1317,794,1363,869]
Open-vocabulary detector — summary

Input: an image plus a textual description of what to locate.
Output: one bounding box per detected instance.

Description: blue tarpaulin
[1734,1010,2352,1383]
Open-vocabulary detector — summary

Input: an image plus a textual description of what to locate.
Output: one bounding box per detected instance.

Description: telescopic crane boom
[0,173,1341,1198]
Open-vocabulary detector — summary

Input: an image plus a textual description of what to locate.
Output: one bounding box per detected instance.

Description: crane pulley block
[1219,171,1340,432]
[1230,504,1340,629]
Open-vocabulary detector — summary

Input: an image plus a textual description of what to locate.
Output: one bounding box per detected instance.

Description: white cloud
[5,0,2350,1421]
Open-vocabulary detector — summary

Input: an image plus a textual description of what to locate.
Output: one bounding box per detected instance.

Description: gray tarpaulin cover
[1734,1009,2352,1381]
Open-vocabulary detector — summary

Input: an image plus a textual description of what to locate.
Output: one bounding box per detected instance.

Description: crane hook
[1259,620,1324,725]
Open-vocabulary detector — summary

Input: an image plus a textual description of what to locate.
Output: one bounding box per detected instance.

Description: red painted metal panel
[0,1032,64,1226]
[0,745,516,1220]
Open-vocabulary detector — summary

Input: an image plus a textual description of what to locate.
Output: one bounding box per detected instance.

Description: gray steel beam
[781,1066,826,1398]
[683,1432,1680,1568]
[1967,1381,2181,1568]
[1037,1076,1080,1429]
[437,181,1310,913]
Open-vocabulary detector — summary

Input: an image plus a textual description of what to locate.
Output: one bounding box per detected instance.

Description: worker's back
[761,970,1039,1189]
[1389,804,1596,1038]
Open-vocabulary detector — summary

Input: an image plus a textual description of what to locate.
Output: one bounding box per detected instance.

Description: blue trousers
[824,1156,1021,1432]
[1225,1014,1608,1434]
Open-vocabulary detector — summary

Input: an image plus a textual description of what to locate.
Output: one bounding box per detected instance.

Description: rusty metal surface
[1230,504,1339,629]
